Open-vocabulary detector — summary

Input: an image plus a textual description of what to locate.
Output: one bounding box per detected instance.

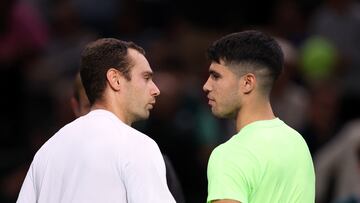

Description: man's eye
[211,73,220,79]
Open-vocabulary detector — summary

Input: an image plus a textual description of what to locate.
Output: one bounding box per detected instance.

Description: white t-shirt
[17,109,175,203]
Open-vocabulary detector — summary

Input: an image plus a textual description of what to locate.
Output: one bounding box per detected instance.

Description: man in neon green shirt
[203,30,315,203]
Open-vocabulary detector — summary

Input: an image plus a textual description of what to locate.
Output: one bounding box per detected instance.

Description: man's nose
[203,78,211,92]
[151,81,160,96]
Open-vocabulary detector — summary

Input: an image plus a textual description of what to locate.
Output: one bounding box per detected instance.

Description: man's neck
[235,99,275,132]
[92,101,133,126]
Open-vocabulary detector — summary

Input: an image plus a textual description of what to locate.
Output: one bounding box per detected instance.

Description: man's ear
[240,73,256,94]
[107,68,122,91]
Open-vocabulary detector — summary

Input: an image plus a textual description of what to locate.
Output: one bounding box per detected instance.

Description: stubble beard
[212,106,238,119]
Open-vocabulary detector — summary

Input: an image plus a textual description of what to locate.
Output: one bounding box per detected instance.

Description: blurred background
[1,0,360,202]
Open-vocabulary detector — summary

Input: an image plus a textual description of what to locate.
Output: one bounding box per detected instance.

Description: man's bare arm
[212,200,241,203]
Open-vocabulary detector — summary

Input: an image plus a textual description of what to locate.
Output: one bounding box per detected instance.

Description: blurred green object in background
[300,36,337,81]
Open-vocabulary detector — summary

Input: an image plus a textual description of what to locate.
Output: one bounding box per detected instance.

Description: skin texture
[93,48,160,125]
[204,60,275,133]
[213,200,241,203]
[203,61,242,119]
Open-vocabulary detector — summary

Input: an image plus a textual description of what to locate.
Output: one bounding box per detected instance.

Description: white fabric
[17,109,175,203]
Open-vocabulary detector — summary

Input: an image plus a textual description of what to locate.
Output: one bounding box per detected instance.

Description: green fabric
[207,118,315,203]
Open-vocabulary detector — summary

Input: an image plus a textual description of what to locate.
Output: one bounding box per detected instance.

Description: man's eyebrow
[142,71,153,76]
[209,70,218,75]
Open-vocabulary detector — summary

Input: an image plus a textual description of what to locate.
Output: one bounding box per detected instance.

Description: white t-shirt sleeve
[17,163,36,203]
[122,139,176,203]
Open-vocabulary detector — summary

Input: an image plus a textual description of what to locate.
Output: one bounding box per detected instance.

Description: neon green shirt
[207,118,315,203]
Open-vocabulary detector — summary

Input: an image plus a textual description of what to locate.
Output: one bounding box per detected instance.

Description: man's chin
[212,110,226,118]
[212,109,235,119]
[139,111,150,120]
[131,112,149,123]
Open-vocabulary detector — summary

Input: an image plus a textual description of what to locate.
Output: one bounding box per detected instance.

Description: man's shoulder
[31,117,86,160]
[83,110,151,139]
[126,126,158,146]
[209,136,263,171]
[209,140,238,162]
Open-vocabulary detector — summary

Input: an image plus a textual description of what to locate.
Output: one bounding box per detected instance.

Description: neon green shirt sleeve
[207,146,257,203]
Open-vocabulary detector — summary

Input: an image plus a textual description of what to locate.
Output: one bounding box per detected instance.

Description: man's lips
[148,100,156,109]
[207,97,215,105]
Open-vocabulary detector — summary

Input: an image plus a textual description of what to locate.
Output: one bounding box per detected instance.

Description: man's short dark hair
[207,30,284,95]
[80,38,145,105]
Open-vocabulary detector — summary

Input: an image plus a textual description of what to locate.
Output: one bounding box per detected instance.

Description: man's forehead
[128,49,152,73]
[141,70,153,75]
[131,65,153,76]
[209,62,226,72]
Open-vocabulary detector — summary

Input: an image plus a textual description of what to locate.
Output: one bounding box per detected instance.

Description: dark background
[1,0,360,202]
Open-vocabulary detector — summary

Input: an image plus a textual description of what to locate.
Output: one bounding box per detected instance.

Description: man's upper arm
[207,147,254,203]
[212,199,241,203]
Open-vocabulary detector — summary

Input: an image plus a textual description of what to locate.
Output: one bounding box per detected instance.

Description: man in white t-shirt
[16,38,176,203]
